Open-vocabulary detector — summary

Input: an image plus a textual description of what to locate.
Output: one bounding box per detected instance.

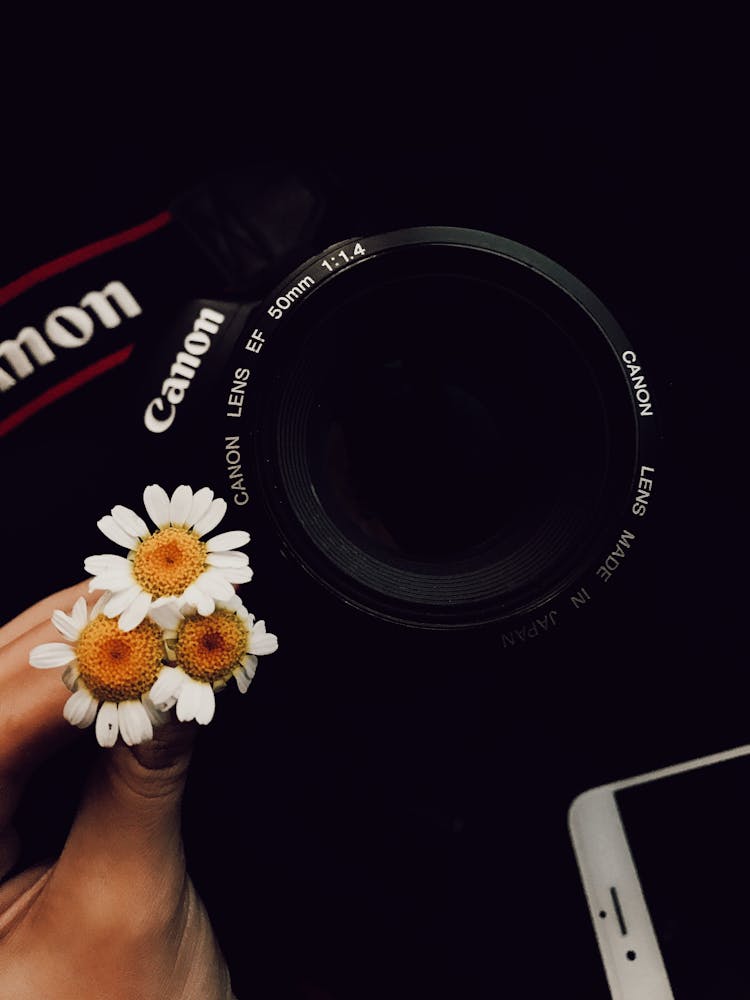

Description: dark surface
[1,36,746,999]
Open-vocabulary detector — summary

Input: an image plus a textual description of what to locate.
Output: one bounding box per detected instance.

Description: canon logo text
[0,281,142,393]
[143,307,226,433]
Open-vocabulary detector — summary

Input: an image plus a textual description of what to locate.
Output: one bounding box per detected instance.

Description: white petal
[88,570,135,593]
[89,591,111,619]
[149,666,186,709]
[117,590,152,632]
[216,593,244,614]
[170,484,193,525]
[195,684,215,725]
[233,603,252,622]
[62,662,80,691]
[89,570,134,589]
[141,694,169,727]
[147,602,183,630]
[97,515,138,551]
[176,677,209,722]
[221,565,254,585]
[241,654,258,681]
[95,702,119,747]
[205,530,250,552]
[187,486,214,528]
[111,504,149,539]
[84,554,133,575]
[192,498,227,538]
[234,664,253,694]
[172,601,197,617]
[249,621,279,655]
[103,585,143,618]
[143,484,171,528]
[217,588,247,617]
[183,584,214,616]
[206,550,250,567]
[150,595,182,609]
[52,610,80,641]
[179,586,203,607]
[29,642,76,668]
[118,700,153,746]
[195,570,235,602]
[63,688,99,728]
[71,596,89,631]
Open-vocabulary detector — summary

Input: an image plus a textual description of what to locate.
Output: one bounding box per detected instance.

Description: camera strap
[0,167,329,441]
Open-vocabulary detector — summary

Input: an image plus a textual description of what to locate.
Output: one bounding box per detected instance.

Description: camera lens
[253,230,647,629]
[309,273,606,563]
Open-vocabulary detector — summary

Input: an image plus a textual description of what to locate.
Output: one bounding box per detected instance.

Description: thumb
[50,718,197,920]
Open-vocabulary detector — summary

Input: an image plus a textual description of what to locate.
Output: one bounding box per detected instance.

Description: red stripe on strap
[0,344,135,438]
[0,211,173,307]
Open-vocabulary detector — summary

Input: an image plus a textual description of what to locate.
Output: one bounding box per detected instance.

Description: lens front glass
[310,273,606,563]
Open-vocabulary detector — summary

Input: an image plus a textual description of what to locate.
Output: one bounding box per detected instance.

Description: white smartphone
[568,743,750,999]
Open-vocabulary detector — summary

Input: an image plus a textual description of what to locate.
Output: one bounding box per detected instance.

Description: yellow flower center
[131,526,207,598]
[75,614,164,702]
[173,610,249,683]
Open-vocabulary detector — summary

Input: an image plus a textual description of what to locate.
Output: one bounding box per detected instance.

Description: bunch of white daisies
[30,484,278,748]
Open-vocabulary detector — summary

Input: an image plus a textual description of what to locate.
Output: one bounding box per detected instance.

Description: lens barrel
[226,228,658,631]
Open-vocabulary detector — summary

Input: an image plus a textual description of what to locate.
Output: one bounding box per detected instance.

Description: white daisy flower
[84,484,253,631]
[149,594,278,726]
[29,594,168,748]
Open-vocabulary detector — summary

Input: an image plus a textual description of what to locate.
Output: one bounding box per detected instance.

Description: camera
[134,224,660,647]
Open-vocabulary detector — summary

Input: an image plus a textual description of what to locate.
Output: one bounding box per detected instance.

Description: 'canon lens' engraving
[632,466,655,517]
[225,435,249,506]
[621,350,653,417]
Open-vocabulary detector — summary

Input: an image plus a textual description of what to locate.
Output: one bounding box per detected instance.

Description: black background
[1,26,747,999]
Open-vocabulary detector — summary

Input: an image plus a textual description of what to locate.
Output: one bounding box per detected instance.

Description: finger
[0,863,51,929]
[0,616,82,880]
[50,717,198,919]
[0,580,102,776]
[0,617,80,776]
[0,580,92,651]
[0,583,98,880]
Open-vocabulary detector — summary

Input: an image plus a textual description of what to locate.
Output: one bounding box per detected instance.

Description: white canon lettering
[193,308,224,335]
[44,306,95,348]
[163,376,190,404]
[620,350,653,417]
[170,352,202,381]
[144,396,176,433]
[79,281,143,327]
[0,280,142,396]
[142,307,226,433]
[225,435,249,505]
[0,328,56,391]
[184,330,211,355]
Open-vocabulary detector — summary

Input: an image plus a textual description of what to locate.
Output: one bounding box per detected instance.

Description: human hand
[0,581,235,999]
